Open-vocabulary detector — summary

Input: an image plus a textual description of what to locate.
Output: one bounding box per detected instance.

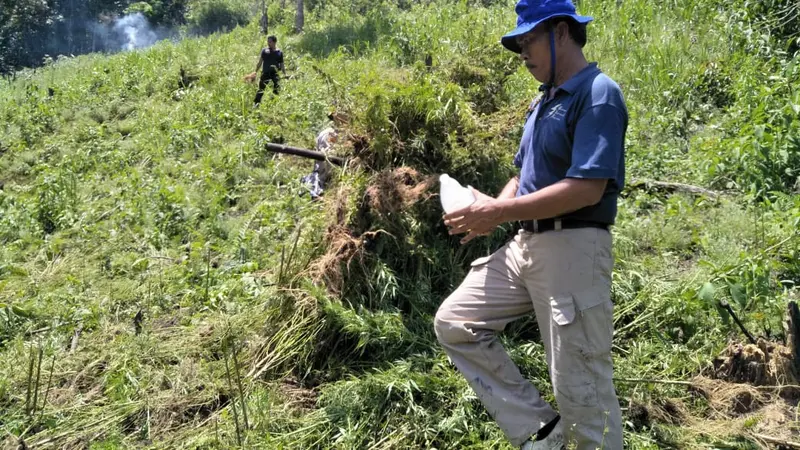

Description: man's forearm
[496,178,607,223]
[497,176,519,200]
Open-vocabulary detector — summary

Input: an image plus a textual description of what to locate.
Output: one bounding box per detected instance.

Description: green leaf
[10,304,34,318]
[698,282,716,305]
[131,258,150,271]
[729,283,747,309]
[7,265,29,276]
[697,259,719,271]
[124,2,154,16]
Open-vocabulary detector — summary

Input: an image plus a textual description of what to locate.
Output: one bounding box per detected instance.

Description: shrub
[188,0,250,35]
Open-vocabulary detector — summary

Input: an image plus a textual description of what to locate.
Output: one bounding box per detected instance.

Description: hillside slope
[1,0,799,448]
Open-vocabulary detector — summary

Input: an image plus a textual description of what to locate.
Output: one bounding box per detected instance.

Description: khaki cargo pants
[434,228,622,449]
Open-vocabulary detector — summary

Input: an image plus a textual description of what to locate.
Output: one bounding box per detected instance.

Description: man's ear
[555,21,570,44]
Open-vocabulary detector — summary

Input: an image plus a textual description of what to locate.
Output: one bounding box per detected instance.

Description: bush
[34,166,78,235]
[124,2,154,17]
[188,0,250,35]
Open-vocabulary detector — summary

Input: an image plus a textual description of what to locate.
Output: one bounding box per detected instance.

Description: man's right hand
[444,187,505,244]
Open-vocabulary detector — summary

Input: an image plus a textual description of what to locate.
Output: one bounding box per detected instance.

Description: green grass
[1,0,799,448]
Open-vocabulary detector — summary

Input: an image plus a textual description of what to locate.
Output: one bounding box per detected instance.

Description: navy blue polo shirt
[513,63,627,225]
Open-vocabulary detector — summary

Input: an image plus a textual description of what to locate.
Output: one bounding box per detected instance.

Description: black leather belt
[519,218,609,233]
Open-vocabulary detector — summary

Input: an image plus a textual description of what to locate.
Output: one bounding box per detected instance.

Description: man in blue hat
[435,0,627,448]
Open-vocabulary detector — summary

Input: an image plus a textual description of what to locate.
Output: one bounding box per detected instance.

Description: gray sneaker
[520,420,565,450]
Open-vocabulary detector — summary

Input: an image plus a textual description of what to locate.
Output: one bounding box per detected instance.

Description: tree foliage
[0,0,189,74]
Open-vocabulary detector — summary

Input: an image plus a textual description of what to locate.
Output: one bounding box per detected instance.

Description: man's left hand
[443,187,505,244]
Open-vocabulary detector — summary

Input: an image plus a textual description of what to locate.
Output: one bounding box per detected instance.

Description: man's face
[517,25,552,83]
[267,39,276,50]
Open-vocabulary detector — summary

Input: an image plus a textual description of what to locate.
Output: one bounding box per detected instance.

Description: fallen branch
[614,378,692,386]
[628,179,720,198]
[265,143,345,166]
[26,318,83,337]
[145,255,179,262]
[752,433,800,449]
[70,323,83,353]
[614,377,800,392]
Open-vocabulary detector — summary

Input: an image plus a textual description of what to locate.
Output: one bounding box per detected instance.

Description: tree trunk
[259,0,268,35]
[294,0,304,32]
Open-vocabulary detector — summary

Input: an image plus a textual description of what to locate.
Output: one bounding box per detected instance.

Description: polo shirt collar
[556,62,600,94]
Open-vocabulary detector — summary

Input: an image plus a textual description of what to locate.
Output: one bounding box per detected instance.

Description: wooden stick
[752,433,800,448]
[70,323,83,353]
[38,353,56,422]
[615,377,800,391]
[26,318,83,336]
[224,354,243,447]
[721,300,757,344]
[265,143,345,166]
[786,301,800,374]
[628,179,720,198]
[204,247,211,305]
[614,378,692,386]
[284,222,304,286]
[25,347,35,415]
[31,346,43,418]
[231,342,249,430]
[278,244,286,286]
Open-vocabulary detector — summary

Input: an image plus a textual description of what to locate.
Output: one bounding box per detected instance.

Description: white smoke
[89,13,170,53]
[113,13,159,50]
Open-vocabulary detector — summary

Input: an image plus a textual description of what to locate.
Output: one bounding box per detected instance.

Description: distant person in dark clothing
[253,35,285,105]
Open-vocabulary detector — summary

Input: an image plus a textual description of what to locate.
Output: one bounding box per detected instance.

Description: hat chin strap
[539,29,556,94]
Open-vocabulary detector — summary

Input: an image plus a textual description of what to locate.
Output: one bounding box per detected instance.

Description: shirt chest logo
[543,103,566,121]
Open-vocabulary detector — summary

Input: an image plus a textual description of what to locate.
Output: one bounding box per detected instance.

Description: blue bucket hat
[501,0,593,53]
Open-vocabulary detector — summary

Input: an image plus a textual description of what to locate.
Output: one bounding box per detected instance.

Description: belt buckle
[531,219,562,233]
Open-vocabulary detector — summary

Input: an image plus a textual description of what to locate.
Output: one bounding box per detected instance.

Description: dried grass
[691,376,769,417]
[309,167,434,294]
[364,167,435,218]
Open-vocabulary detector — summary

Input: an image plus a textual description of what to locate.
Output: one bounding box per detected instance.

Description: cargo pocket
[550,295,576,326]
[572,289,614,356]
[550,292,607,409]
